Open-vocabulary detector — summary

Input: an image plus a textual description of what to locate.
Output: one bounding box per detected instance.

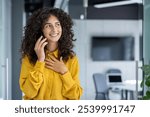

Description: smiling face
[42,15,62,43]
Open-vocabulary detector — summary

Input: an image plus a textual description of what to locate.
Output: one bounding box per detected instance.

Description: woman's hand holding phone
[34,36,48,62]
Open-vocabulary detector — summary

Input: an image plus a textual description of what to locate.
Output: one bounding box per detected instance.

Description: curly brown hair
[21,7,76,65]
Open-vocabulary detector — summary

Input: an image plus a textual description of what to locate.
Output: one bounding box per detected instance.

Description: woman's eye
[56,23,60,27]
[48,25,51,27]
[45,24,51,28]
[45,25,48,28]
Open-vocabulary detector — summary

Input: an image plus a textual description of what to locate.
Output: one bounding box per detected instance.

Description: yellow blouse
[19,49,83,100]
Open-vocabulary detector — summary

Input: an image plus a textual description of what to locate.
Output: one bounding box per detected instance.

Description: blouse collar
[46,49,58,59]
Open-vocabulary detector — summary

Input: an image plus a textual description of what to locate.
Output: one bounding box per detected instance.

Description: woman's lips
[50,33,59,37]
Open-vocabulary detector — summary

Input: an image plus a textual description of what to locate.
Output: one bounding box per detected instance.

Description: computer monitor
[106,73,123,85]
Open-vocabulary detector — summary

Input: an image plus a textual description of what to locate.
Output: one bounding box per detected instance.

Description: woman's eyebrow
[44,23,52,25]
[45,21,60,24]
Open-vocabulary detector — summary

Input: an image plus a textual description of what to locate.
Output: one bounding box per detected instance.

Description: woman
[19,7,83,100]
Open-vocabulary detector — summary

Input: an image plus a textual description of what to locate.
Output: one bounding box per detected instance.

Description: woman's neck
[46,42,58,52]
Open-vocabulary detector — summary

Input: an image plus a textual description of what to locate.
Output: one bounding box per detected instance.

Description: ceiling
[88,0,129,5]
[24,0,143,14]
[24,0,55,12]
[68,0,143,19]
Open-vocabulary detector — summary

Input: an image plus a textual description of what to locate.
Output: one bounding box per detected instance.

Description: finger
[50,55,58,62]
[34,36,43,50]
[45,59,55,64]
[60,56,63,62]
[41,41,48,50]
[38,38,47,48]
[45,65,54,70]
[45,61,54,66]
[40,38,47,44]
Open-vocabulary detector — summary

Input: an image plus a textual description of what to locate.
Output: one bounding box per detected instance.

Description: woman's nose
[51,26,57,32]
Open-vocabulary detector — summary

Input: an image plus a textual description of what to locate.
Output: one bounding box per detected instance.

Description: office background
[0,0,150,100]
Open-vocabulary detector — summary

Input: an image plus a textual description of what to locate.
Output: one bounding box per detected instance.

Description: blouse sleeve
[60,56,83,100]
[19,56,45,99]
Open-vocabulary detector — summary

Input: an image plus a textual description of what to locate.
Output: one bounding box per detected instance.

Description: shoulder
[21,55,33,67]
[22,55,30,63]
[67,55,79,65]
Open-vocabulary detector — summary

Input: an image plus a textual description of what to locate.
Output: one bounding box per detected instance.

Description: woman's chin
[47,38,59,43]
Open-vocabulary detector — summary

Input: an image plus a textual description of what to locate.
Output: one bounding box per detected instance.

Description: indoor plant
[141,65,150,99]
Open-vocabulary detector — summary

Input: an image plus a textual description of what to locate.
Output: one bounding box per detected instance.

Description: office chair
[93,73,109,100]
[106,69,121,74]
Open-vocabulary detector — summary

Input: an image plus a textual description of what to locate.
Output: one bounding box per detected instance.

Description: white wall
[73,20,143,100]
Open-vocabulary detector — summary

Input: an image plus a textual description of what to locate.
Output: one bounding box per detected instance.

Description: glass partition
[0,0,5,99]
[0,0,11,100]
[143,0,150,97]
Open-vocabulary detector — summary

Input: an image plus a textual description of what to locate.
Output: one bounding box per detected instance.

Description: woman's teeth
[50,33,58,37]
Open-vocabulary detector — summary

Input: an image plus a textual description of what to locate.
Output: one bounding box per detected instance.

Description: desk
[110,80,142,100]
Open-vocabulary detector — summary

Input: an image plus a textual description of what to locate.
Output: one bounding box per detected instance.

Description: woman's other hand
[34,36,48,62]
[45,56,68,75]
